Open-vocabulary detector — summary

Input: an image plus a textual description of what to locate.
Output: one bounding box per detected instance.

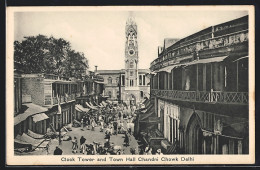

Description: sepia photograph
[6,6,255,165]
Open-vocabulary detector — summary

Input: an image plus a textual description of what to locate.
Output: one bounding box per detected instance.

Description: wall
[22,77,44,106]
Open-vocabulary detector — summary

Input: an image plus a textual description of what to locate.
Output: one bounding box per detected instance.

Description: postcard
[6,5,255,165]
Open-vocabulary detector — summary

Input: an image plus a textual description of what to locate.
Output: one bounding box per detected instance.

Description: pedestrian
[110,123,114,135]
[100,117,104,132]
[72,137,78,153]
[113,121,118,135]
[80,136,86,154]
[81,119,84,130]
[156,149,163,155]
[147,148,153,155]
[46,143,50,155]
[124,132,129,147]
[91,118,95,131]
[54,146,63,155]
[104,131,111,146]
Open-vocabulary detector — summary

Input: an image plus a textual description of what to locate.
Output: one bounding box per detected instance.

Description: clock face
[129,49,135,56]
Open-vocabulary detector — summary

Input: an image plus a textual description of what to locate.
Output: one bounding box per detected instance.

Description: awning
[140,110,155,122]
[14,103,48,126]
[157,56,228,73]
[158,63,185,73]
[232,56,248,62]
[141,109,148,113]
[27,130,45,139]
[75,104,90,112]
[15,133,48,147]
[184,56,228,67]
[101,101,108,106]
[85,102,98,110]
[32,113,49,123]
[106,100,113,104]
[95,81,105,84]
[161,139,171,150]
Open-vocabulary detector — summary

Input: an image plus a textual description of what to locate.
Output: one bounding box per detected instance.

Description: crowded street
[14,101,143,156]
[12,10,250,161]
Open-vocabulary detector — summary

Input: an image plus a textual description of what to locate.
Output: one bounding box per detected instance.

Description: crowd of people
[60,101,138,155]
[52,100,165,155]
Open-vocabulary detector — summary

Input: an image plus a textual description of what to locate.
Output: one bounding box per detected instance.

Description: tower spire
[126,11,136,25]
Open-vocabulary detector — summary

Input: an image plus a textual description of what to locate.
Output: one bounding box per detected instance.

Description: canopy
[27,129,45,139]
[98,103,105,107]
[85,102,98,110]
[95,81,105,84]
[141,109,148,113]
[14,103,48,126]
[157,56,228,73]
[15,133,49,148]
[75,104,90,112]
[32,113,49,123]
[184,56,228,67]
[102,101,108,106]
[106,100,113,104]
[140,110,155,122]
[232,56,248,62]
[158,63,185,73]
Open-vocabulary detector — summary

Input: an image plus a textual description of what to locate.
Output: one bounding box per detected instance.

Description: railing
[48,94,76,105]
[151,89,248,105]
[150,30,248,71]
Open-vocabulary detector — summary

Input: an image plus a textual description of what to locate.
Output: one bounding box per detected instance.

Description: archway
[186,113,203,154]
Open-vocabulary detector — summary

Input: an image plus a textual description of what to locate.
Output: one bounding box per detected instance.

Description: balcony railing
[45,94,76,106]
[151,89,248,105]
[150,29,248,71]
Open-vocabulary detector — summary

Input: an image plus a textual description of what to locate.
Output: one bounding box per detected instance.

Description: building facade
[14,72,105,137]
[149,16,249,154]
[97,14,150,105]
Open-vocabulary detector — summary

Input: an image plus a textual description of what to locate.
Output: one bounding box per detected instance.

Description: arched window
[108,77,112,84]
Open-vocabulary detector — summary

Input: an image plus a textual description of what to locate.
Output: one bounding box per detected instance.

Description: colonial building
[148,15,249,154]
[97,14,150,105]
[14,71,105,137]
[19,74,78,133]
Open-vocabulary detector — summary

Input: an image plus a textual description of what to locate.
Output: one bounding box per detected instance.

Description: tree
[14,34,89,78]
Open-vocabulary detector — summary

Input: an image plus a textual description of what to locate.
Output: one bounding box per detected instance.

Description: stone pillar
[203,64,207,91]
[238,140,243,154]
[154,97,158,116]
[219,64,224,91]
[158,73,160,90]
[203,138,206,154]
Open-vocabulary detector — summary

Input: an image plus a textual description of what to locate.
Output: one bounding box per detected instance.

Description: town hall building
[97,14,150,105]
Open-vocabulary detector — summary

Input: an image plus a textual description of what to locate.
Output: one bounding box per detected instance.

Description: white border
[6,5,255,165]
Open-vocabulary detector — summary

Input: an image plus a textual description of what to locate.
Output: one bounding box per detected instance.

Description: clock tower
[123,12,140,105]
[125,13,139,88]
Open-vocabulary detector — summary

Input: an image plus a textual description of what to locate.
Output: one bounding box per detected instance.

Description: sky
[14,8,248,71]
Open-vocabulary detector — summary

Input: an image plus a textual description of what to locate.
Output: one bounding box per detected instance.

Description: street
[15,124,140,155]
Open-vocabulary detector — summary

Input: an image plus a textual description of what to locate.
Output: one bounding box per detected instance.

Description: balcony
[44,94,76,106]
[151,89,248,105]
[150,29,248,72]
